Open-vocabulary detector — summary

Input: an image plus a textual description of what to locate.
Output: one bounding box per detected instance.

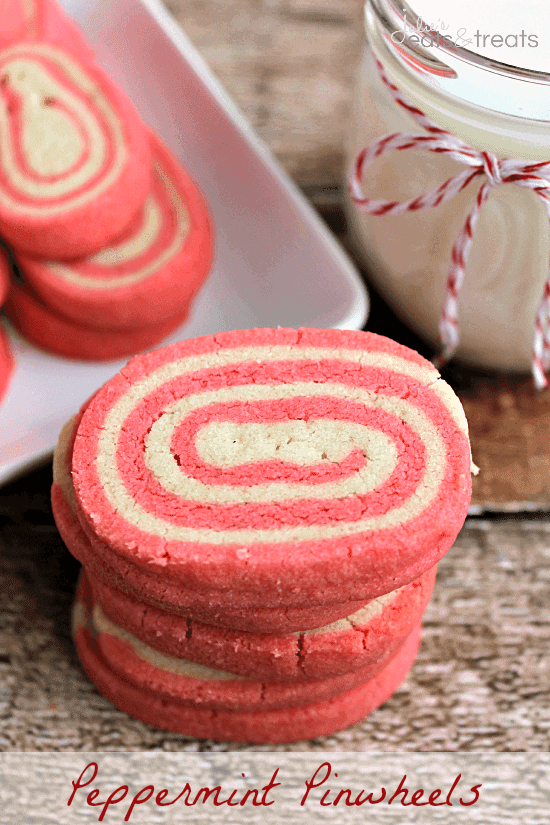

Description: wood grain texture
[450,370,550,512]
[2,752,548,822]
[165,0,364,188]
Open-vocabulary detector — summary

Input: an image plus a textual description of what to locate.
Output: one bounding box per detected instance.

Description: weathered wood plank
[166,0,365,187]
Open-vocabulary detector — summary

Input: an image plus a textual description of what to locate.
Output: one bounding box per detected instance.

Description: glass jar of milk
[345,0,550,373]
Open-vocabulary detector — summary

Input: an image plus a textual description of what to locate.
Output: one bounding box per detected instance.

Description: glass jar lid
[367,0,550,120]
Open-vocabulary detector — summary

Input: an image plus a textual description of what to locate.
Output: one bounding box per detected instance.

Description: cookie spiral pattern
[0,43,150,256]
[0,45,123,210]
[72,329,473,602]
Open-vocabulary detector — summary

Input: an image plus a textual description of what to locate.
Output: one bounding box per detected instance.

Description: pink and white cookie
[52,414,372,634]
[87,564,437,681]
[0,42,151,258]
[81,575,420,712]
[6,278,189,361]
[71,328,474,609]
[73,576,421,743]
[17,134,214,329]
[0,323,14,405]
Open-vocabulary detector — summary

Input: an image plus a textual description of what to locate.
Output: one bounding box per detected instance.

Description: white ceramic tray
[0,0,368,485]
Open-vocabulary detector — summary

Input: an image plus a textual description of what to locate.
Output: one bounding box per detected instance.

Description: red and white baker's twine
[350,57,550,389]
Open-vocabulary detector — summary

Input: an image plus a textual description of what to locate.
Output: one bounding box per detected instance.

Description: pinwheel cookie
[70,328,474,608]
[73,574,422,744]
[6,278,188,361]
[17,134,214,329]
[0,42,151,258]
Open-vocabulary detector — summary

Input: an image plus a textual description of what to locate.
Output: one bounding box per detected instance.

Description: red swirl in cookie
[18,134,214,328]
[0,43,151,258]
[72,329,473,606]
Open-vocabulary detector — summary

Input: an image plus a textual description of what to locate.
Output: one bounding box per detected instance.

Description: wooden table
[0,0,548,752]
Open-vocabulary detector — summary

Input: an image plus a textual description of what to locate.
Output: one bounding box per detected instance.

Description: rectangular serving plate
[0,0,368,485]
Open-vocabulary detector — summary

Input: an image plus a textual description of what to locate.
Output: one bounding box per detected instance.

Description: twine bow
[350,56,550,389]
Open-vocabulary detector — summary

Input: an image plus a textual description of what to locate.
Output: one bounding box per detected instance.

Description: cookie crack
[297,633,306,675]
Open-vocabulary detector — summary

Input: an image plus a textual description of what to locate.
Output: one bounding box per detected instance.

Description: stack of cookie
[0,0,213,361]
[52,328,474,743]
